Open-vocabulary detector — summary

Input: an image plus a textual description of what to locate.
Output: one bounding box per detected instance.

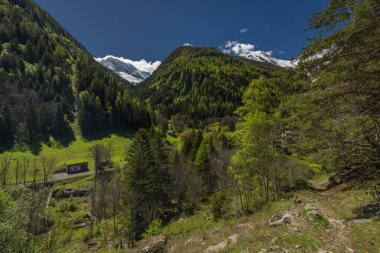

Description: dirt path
[299,190,354,252]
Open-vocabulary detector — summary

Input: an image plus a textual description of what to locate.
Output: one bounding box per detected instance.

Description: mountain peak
[95,56,161,84]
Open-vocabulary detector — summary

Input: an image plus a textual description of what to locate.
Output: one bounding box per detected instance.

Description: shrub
[210,192,229,221]
[142,219,163,239]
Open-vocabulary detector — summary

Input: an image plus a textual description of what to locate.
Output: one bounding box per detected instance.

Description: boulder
[141,234,167,253]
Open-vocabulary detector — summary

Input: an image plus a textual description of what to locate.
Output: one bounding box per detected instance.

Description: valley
[0,0,379,253]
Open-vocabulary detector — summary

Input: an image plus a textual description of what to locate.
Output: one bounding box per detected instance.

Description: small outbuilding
[64,159,89,175]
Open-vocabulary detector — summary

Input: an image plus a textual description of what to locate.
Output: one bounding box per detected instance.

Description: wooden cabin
[64,159,89,175]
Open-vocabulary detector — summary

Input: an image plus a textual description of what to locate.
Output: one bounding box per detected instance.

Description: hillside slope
[137,46,276,121]
[0,0,148,147]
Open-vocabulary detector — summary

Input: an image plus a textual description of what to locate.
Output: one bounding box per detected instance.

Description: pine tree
[123,129,156,243]
[298,0,380,173]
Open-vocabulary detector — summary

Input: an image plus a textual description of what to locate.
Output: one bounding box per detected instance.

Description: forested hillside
[137,46,275,122]
[0,0,149,148]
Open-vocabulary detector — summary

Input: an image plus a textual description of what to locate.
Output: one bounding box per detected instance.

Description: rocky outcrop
[141,234,167,253]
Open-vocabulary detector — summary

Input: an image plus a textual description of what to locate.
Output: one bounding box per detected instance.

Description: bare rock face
[141,234,167,253]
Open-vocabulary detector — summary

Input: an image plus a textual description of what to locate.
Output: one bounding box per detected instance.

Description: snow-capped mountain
[221,41,294,68]
[95,56,161,84]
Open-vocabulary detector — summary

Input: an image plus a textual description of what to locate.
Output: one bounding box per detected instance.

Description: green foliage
[138,46,274,123]
[294,0,380,174]
[142,219,163,239]
[58,195,77,213]
[194,133,213,181]
[0,189,28,253]
[0,0,149,147]
[210,192,229,221]
[123,128,172,241]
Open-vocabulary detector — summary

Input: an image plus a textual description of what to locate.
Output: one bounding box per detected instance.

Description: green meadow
[0,131,134,184]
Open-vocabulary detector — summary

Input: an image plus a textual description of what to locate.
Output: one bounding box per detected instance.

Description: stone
[236,222,255,230]
[304,203,318,211]
[346,248,355,253]
[351,219,372,224]
[141,234,167,253]
[307,210,323,218]
[184,238,201,246]
[203,234,239,253]
[203,241,228,253]
[318,250,334,253]
[269,213,292,226]
[295,245,302,249]
[269,245,280,251]
[293,196,302,205]
[374,191,380,202]
[228,234,239,245]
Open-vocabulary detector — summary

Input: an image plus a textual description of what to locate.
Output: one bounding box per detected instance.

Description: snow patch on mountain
[95,55,161,84]
[221,41,295,68]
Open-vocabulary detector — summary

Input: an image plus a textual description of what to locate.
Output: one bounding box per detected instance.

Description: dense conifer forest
[0,0,149,149]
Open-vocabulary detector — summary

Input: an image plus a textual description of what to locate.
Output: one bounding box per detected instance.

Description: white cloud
[94,55,161,74]
[222,41,256,55]
[182,43,193,47]
[239,28,248,33]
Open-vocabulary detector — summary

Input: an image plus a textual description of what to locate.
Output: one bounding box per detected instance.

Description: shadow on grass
[81,126,135,141]
[51,124,76,147]
[0,140,13,154]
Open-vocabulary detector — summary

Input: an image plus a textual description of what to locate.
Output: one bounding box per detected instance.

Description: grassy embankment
[0,129,134,183]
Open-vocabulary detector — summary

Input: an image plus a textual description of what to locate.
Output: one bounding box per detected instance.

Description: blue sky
[35,0,328,62]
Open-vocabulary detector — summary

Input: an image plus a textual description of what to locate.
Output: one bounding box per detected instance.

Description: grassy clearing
[0,131,133,183]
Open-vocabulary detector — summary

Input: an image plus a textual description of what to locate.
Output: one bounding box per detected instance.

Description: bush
[142,219,163,239]
[210,192,229,221]
[57,195,77,213]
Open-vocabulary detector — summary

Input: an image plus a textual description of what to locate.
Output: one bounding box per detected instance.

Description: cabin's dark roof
[65,159,88,166]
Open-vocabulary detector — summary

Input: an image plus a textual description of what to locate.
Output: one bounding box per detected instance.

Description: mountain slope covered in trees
[0,0,149,148]
[137,46,276,122]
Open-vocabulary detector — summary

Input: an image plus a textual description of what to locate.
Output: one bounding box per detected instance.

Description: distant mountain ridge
[95,56,160,84]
